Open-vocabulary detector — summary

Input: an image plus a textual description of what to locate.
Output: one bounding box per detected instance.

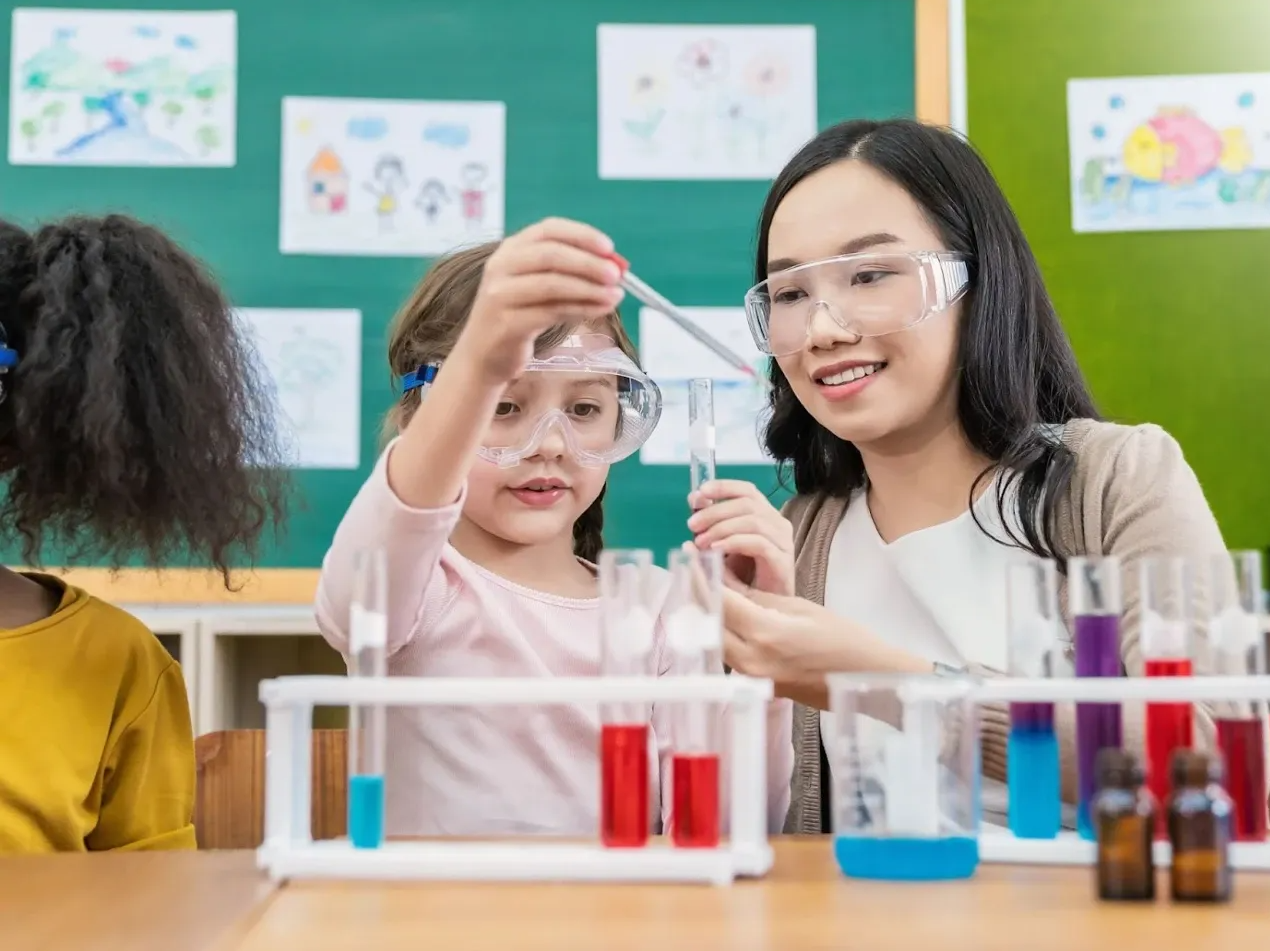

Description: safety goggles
[403,333,662,468]
[0,324,16,404]
[743,251,971,358]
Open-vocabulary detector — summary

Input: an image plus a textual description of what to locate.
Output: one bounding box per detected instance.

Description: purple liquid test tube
[1069,556,1124,840]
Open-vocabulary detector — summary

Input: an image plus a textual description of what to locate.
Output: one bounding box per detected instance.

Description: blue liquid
[833,835,979,881]
[348,774,385,849]
[1007,728,1060,839]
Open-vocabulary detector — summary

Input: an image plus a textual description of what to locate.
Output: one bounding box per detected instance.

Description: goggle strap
[402,362,440,394]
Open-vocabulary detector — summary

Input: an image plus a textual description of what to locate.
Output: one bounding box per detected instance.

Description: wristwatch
[932,660,969,678]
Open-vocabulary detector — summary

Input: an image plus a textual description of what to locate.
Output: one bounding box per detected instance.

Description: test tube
[1005,559,1063,839]
[665,546,724,849]
[598,549,657,848]
[1069,556,1125,841]
[1208,550,1267,842]
[347,549,388,849]
[688,378,715,497]
[1139,556,1195,838]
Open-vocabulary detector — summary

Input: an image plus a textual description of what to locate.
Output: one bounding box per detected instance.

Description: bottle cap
[1171,749,1222,787]
[1096,747,1143,789]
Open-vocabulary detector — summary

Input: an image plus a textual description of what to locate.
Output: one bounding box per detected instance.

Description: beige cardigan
[781,419,1227,834]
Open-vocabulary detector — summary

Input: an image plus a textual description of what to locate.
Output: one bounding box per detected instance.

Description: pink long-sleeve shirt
[315,442,793,837]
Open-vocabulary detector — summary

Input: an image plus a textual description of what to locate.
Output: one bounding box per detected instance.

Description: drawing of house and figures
[280,96,506,257]
[8,8,236,167]
[1068,72,1270,233]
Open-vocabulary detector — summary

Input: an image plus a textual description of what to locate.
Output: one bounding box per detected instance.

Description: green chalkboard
[0,0,915,569]
[966,0,1270,549]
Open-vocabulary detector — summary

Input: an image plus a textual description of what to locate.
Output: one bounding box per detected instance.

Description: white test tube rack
[257,674,774,885]
[964,674,1270,871]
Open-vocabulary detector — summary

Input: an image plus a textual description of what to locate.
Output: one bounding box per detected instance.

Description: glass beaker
[827,673,981,881]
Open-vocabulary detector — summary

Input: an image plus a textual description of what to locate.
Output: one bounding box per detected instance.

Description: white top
[819,480,1018,827]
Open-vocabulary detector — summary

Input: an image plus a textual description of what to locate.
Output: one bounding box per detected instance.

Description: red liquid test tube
[601,723,650,848]
[1207,550,1268,842]
[665,546,725,850]
[597,549,657,850]
[671,752,720,848]
[1139,557,1195,839]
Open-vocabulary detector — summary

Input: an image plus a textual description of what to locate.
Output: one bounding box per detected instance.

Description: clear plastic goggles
[406,334,662,468]
[743,251,971,357]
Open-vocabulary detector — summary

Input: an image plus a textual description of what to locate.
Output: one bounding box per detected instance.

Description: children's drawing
[414,178,450,224]
[1068,73,1270,233]
[638,307,772,466]
[306,147,349,214]
[236,308,362,470]
[597,24,816,181]
[280,96,505,257]
[365,155,408,232]
[8,8,236,167]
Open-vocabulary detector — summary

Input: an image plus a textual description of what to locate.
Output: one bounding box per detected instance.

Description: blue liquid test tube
[1005,559,1064,839]
[348,549,388,849]
[688,378,715,496]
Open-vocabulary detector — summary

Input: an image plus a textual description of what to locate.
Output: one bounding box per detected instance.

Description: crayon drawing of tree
[19,118,40,151]
[39,100,64,133]
[161,99,184,128]
[195,124,220,156]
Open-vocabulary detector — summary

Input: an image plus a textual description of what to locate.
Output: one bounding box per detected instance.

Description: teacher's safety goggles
[743,251,972,358]
[402,333,662,468]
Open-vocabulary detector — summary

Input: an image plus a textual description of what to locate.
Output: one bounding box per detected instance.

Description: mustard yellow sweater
[0,575,196,851]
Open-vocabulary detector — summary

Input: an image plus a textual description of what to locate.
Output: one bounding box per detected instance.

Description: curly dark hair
[0,214,289,585]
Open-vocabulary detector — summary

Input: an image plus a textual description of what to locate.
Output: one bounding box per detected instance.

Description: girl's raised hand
[456,217,625,383]
[687,480,795,597]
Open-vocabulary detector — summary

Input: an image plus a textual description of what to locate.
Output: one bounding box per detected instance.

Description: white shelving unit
[119,603,339,736]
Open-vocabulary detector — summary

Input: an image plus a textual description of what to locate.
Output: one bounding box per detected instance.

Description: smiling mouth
[816,362,886,385]
[511,479,568,493]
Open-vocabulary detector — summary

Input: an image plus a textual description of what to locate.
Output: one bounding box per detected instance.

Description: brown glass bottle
[1167,750,1233,903]
[1092,748,1155,901]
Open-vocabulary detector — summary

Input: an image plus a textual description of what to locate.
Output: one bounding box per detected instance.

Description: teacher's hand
[721,586,931,685]
[687,480,794,596]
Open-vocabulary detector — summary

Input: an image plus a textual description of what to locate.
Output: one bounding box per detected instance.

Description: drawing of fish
[1121,107,1253,185]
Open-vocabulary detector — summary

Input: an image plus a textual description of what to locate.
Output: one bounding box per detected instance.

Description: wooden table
[5,841,1269,950]
[0,851,275,951]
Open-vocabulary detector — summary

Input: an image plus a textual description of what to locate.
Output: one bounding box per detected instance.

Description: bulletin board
[0,0,928,600]
[965,0,1270,550]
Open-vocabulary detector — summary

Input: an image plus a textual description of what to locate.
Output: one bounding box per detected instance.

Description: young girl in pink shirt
[316,218,792,837]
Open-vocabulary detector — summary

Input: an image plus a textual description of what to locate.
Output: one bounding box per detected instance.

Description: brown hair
[383,240,640,563]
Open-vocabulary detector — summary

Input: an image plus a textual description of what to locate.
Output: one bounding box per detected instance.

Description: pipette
[607,254,767,386]
[688,377,716,497]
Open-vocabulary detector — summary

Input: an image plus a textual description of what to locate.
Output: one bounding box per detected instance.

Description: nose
[527,417,569,461]
[806,300,861,351]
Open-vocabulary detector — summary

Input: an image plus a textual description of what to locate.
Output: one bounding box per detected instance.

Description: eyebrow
[766,232,903,275]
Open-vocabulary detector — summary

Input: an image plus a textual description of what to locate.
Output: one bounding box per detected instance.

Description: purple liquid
[1074,613,1123,837]
[1010,702,1055,732]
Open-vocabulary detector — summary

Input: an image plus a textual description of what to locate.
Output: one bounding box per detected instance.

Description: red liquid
[1216,716,1268,842]
[671,753,720,848]
[1144,657,1193,838]
[601,723,649,848]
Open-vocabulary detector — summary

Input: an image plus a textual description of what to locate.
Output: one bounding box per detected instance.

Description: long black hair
[0,214,288,585]
[757,119,1100,560]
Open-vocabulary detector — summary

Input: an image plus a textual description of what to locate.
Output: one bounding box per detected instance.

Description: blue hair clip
[0,332,15,405]
[401,362,439,394]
